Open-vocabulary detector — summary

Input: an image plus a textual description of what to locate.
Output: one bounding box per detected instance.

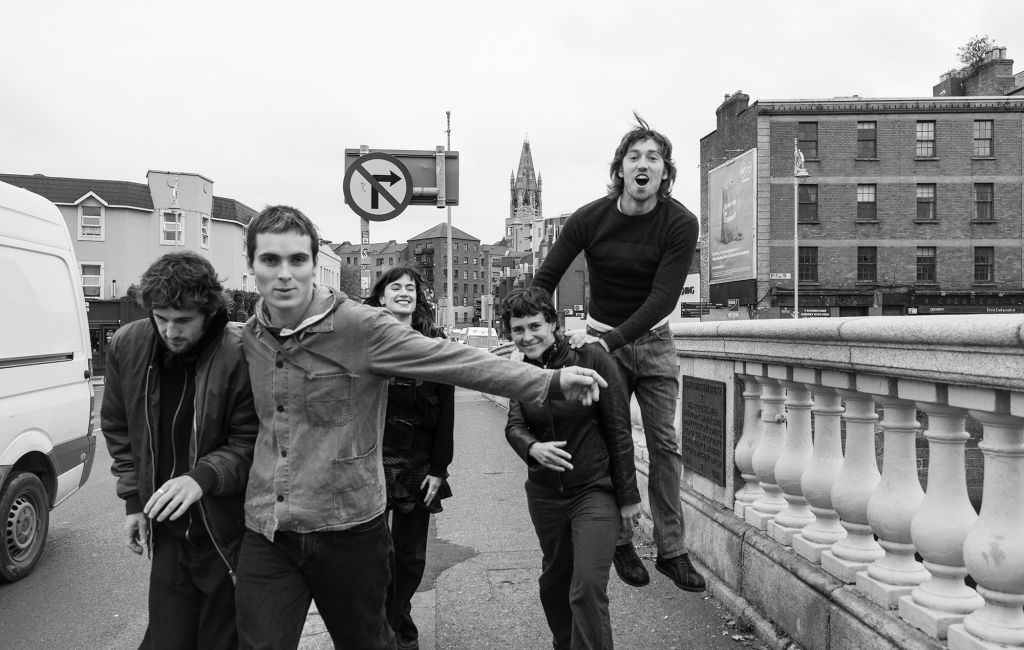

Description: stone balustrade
[668,315,1024,650]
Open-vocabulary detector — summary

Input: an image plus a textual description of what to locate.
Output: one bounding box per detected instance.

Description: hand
[568,331,607,352]
[124,513,149,555]
[144,476,203,522]
[421,474,445,506]
[529,441,574,472]
[558,366,608,406]
[620,502,642,532]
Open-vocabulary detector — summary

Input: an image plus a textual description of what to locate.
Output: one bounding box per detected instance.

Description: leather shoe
[612,543,650,587]
[655,553,707,592]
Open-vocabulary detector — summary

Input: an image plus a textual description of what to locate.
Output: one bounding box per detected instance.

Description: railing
[670,315,1024,649]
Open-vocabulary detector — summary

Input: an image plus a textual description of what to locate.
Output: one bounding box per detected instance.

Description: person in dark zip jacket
[101,251,258,650]
[366,266,455,650]
[503,287,641,650]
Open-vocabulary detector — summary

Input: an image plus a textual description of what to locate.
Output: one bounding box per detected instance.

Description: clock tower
[507,138,542,253]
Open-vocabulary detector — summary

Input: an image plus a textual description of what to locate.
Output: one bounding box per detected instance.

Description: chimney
[935,46,1015,97]
[716,91,750,129]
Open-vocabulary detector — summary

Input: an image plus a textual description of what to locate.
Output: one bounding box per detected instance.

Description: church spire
[507,137,542,253]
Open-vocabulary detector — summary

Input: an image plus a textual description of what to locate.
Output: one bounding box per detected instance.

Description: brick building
[700,50,1024,318]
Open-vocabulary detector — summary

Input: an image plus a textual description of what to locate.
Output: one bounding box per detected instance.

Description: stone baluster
[948,388,1024,650]
[821,389,884,583]
[767,373,815,545]
[745,375,787,530]
[793,381,847,564]
[734,364,765,518]
[855,377,929,608]
[898,396,983,640]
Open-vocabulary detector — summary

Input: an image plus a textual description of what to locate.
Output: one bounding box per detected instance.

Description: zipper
[191,349,237,583]
[144,364,157,557]
[171,379,190,543]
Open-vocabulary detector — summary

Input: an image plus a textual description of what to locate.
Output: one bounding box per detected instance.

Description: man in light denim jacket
[234,205,608,650]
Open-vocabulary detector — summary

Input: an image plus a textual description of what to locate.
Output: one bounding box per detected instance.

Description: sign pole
[445,111,454,333]
[360,144,371,296]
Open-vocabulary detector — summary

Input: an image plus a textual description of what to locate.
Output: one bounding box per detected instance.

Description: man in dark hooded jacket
[102,251,257,649]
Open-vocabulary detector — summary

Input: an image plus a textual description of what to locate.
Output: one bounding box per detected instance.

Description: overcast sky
[4,1,1022,248]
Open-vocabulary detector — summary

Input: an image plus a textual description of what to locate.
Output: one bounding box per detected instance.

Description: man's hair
[607,111,677,201]
[138,251,225,315]
[500,287,559,332]
[366,266,437,336]
[246,204,320,266]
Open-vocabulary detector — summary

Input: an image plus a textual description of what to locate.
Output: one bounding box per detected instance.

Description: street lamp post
[793,138,809,319]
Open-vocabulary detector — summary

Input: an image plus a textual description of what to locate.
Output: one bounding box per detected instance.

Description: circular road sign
[343,152,414,222]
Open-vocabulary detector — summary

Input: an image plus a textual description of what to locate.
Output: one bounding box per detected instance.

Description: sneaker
[612,543,650,587]
[655,553,707,592]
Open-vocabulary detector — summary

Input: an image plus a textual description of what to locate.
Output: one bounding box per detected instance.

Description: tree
[339,265,363,298]
[958,35,997,67]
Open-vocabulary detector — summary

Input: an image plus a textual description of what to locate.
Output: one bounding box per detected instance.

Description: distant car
[0,180,96,581]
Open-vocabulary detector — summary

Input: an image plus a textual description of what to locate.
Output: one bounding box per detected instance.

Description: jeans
[592,323,686,559]
[141,528,237,650]
[234,516,396,650]
[526,479,618,650]
[387,507,431,648]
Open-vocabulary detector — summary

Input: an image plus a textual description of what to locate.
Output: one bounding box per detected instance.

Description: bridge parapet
[663,315,1024,650]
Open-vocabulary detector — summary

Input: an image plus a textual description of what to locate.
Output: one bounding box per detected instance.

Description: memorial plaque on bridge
[680,376,727,486]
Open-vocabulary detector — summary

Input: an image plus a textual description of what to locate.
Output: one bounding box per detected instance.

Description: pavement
[299,389,765,650]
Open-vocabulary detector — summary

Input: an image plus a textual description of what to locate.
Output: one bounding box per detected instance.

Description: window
[916,184,936,220]
[974,120,993,156]
[975,183,994,221]
[376,257,384,266]
[798,122,818,158]
[462,297,468,307]
[81,263,103,299]
[472,271,478,280]
[857,184,876,220]
[974,246,994,282]
[857,247,877,282]
[916,121,935,157]
[798,247,818,282]
[79,204,104,240]
[463,257,469,264]
[200,215,210,249]
[453,269,459,280]
[463,283,468,293]
[161,210,183,245]
[856,121,877,158]
[388,257,393,265]
[473,258,478,265]
[798,185,818,222]
[916,247,936,282]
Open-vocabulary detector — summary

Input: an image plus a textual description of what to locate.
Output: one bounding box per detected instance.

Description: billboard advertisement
[708,148,756,284]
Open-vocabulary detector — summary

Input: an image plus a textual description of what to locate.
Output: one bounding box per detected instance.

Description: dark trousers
[526,480,619,650]
[386,507,431,648]
[234,516,396,650]
[141,528,237,650]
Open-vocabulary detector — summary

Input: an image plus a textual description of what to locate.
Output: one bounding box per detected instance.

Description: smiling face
[382,273,417,324]
[617,137,669,215]
[509,312,557,361]
[249,230,316,328]
[152,307,208,354]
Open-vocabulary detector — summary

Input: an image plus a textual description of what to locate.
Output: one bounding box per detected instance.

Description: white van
[461,326,500,350]
[0,180,96,581]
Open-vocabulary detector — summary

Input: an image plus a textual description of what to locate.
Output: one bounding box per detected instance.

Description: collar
[254,284,340,337]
